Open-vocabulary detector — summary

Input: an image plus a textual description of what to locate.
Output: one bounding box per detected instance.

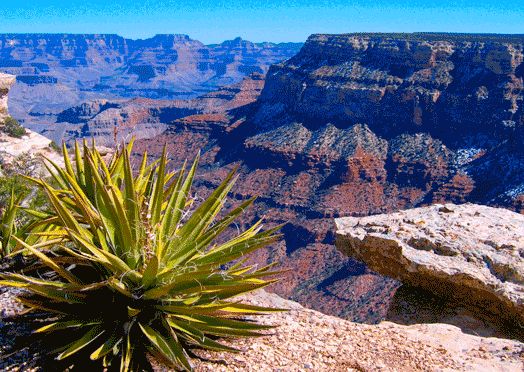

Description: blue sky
[0,1,522,43]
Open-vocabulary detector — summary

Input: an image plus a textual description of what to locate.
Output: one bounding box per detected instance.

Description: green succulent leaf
[57,325,105,360]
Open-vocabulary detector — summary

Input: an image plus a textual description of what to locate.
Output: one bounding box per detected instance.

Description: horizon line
[0,31,523,45]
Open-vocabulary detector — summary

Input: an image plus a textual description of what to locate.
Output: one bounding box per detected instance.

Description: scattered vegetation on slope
[0,116,26,138]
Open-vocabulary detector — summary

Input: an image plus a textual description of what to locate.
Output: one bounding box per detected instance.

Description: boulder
[335,203,524,337]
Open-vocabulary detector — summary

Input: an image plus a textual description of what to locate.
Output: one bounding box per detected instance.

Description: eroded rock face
[335,203,524,337]
[134,34,524,325]
[0,73,15,121]
[258,33,524,138]
[254,33,524,207]
[8,33,524,327]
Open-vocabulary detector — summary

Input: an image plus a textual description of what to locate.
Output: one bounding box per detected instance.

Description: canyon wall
[139,33,524,322]
[252,33,524,208]
[5,33,523,324]
[257,33,523,138]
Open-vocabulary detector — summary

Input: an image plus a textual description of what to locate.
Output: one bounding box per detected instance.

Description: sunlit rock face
[257,33,524,139]
[335,203,524,339]
[254,33,524,207]
[0,73,15,121]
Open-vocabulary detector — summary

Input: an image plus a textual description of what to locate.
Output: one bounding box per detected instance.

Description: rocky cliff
[257,33,523,135]
[0,34,301,127]
[254,33,524,205]
[125,33,524,324]
[6,33,524,327]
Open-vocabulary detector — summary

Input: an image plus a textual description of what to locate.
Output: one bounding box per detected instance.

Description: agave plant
[0,140,283,371]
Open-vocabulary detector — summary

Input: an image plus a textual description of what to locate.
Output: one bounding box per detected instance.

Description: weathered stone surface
[0,75,63,173]
[335,203,524,335]
[0,73,15,121]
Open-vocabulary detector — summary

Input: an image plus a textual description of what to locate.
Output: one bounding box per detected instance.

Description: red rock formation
[432,172,475,203]
[131,33,524,326]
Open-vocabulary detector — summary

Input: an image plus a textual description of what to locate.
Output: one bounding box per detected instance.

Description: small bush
[1,116,26,138]
[48,141,61,153]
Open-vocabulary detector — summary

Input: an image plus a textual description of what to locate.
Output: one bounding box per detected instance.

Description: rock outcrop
[0,73,15,122]
[0,74,63,173]
[335,203,524,338]
[0,128,65,175]
[1,288,522,371]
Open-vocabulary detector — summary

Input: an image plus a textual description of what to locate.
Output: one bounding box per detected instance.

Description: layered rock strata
[5,33,524,327]
[0,34,301,126]
[131,33,524,324]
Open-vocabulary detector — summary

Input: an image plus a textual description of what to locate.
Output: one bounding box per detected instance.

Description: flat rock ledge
[335,203,524,337]
[1,288,523,371]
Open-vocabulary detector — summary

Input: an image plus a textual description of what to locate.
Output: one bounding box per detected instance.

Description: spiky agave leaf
[0,187,24,256]
[3,140,284,371]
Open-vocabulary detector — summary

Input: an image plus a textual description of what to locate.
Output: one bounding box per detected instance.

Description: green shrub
[1,140,283,371]
[0,116,26,138]
[48,141,61,153]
